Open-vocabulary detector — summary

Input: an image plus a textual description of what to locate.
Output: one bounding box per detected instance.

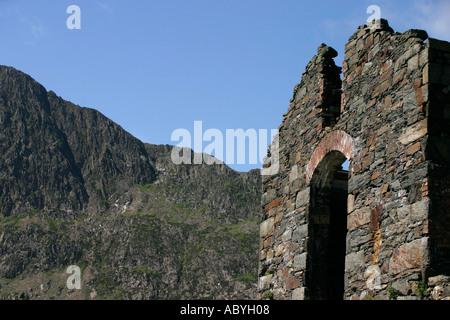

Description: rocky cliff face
[0,65,261,300]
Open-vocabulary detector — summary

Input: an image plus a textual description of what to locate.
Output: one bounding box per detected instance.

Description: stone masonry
[258,20,450,300]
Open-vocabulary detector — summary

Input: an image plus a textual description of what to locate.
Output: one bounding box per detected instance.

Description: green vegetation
[0,214,23,227]
[413,281,428,298]
[173,203,185,210]
[46,216,58,231]
[95,188,110,207]
[232,274,257,283]
[263,291,274,300]
[133,224,155,232]
[387,285,398,300]
[0,209,43,228]
[136,184,153,193]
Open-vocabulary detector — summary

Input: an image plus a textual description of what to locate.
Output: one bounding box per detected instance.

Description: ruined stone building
[258,20,450,300]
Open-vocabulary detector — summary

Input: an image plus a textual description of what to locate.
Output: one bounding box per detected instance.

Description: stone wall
[258,20,450,300]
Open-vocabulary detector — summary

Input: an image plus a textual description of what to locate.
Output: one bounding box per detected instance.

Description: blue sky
[1,0,449,172]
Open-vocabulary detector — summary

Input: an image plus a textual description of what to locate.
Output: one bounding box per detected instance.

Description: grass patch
[136,184,153,193]
[232,274,257,283]
[0,214,23,227]
[132,224,155,232]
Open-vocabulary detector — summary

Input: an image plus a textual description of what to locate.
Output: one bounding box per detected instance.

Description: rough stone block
[400,166,428,189]
[398,119,427,145]
[410,199,430,223]
[262,189,277,207]
[428,275,450,287]
[275,243,287,256]
[289,165,299,182]
[259,275,272,291]
[286,276,301,291]
[393,69,406,85]
[407,55,419,73]
[292,224,308,243]
[345,250,365,273]
[391,278,411,295]
[266,197,282,211]
[292,287,306,300]
[260,217,274,238]
[422,63,429,84]
[406,141,422,155]
[295,187,310,209]
[348,172,370,194]
[347,207,371,230]
[389,237,428,274]
[401,29,428,41]
[274,212,283,224]
[281,228,292,242]
[419,50,428,68]
[347,194,355,213]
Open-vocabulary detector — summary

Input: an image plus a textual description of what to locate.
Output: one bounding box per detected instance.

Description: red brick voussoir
[305,130,355,182]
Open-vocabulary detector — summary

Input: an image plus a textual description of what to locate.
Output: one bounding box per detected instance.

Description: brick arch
[305,130,355,182]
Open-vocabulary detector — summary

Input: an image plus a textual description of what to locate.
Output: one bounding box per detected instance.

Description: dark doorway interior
[307,151,348,300]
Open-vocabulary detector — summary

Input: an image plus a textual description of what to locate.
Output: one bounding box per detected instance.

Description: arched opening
[306,151,348,300]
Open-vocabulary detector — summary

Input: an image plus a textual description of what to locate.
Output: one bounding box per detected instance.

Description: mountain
[0,65,261,300]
